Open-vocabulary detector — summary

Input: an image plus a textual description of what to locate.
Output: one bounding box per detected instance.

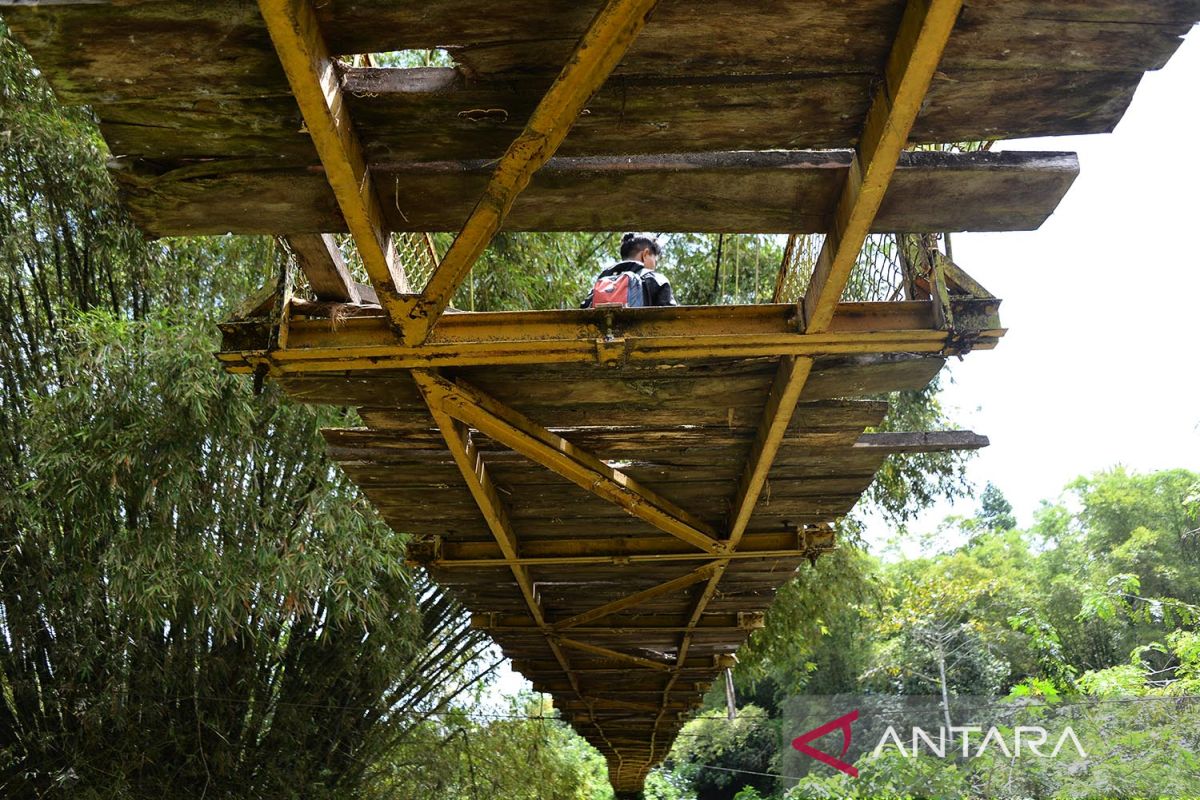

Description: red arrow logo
[791,709,859,777]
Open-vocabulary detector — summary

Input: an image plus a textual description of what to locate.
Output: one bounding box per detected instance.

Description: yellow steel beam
[414,381,540,620]
[551,564,718,631]
[400,0,661,342]
[417,371,725,555]
[802,0,965,334]
[256,0,410,326]
[651,0,965,736]
[219,300,1003,375]
[415,375,626,754]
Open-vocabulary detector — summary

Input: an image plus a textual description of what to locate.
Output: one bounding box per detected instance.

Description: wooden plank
[7,1,1196,103]
[283,234,360,303]
[854,430,989,452]
[255,0,410,325]
[404,0,662,342]
[45,67,1139,167]
[112,149,1079,236]
[803,0,965,334]
[726,357,815,548]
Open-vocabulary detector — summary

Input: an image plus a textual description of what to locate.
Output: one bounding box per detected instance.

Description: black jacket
[581,260,678,308]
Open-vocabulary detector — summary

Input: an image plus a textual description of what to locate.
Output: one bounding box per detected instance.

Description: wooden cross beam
[399,0,661,343]
[416,370,725,554]
[281,234,360,304]
[256,0,410,326]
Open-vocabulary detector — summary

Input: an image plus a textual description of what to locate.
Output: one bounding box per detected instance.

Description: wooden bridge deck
[6,0,1195,793]
[218,301,995,782]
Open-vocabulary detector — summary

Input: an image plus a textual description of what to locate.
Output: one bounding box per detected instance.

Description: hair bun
[621,232,636,244]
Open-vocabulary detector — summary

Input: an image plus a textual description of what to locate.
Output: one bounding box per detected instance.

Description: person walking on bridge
[582,232,678,308]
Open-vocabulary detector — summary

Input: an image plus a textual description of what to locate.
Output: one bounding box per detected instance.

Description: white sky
[873,27,1200,544]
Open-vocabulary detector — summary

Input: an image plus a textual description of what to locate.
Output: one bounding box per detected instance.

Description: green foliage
[979,481,1017,532]
[866,378,975,525]
[684,468,1200,798]
[669,707,780,800]
[0,24,490,798]
[377,697,610,799]
[735,544,881,700]
[786,748,968,800]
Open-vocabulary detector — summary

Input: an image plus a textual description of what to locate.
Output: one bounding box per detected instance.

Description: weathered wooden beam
[255,0,409,325]
[417,371,725,555]
[333,65,1143,160]
[400,0,661,343]
[115,149,1078,237]
[417,531,800,568]
[557,638,673,672]
[282,234,360,304]
[218,300,1004,375]
[803,0,965,334]
[855,430,989,452]
[477,611,765,632]
[551,565,718,631]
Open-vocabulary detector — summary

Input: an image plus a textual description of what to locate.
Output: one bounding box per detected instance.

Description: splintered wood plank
[55,66,1142,169]
[283,234,360,303]
[6,1,1193,102]
[111,149,1078,236]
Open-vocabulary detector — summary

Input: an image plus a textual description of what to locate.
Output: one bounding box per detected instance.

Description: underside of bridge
[5,0,1196,793]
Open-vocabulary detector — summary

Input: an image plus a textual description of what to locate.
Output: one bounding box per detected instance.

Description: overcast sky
[873,27,1200,545]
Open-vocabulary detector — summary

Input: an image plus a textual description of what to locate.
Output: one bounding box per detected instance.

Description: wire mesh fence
[394,231,440,293]
[773,232,949,305]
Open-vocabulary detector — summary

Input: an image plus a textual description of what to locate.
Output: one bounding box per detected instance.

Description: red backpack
[588,267,646,308]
